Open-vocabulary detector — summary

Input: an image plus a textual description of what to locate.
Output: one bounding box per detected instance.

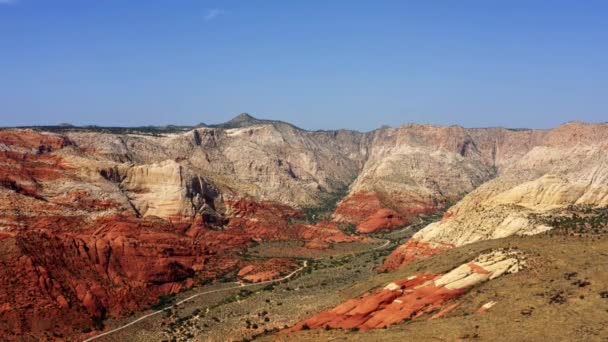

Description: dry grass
[265,234,608,342]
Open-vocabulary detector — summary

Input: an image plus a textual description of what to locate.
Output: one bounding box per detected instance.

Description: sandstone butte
[0,116,607,339]
[285,250,525,332]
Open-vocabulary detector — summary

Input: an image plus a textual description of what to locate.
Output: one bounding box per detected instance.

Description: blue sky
[0,0,606,130]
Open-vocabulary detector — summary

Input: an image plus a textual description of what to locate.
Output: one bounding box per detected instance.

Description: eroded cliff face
[331,124,550,232]
[67,122,367,209]
[384,122,608,270]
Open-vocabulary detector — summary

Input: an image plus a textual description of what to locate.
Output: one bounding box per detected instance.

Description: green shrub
[152,293,176,310]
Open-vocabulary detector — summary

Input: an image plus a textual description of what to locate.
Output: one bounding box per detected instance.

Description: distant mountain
[209,113,304,130]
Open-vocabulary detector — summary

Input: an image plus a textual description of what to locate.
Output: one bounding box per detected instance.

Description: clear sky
[1,0,606,131]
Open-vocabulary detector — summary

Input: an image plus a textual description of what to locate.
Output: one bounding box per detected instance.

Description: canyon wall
[384,122,608,270]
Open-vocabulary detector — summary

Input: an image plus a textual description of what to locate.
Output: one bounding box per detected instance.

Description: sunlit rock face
[118,160,222,220]
[384,122,608,269]
[66,122,368,210]
[332,124,548,231]
[285,250,525,332]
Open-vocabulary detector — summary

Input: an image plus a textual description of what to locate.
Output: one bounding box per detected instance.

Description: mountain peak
[231,113,256,122]
[209,112,304,131]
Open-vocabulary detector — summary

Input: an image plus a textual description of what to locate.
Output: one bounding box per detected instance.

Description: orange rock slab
[380,239,453,271]
[284,273,466,332]
[356,208,407,233]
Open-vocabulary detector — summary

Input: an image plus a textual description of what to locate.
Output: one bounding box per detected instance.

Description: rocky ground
[86,227,608,342]
[266,234,608,342]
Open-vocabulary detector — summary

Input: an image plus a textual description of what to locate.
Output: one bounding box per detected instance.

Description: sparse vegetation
[300,185,351,224]
[532,205,608,236]
[20,125,193,136]
[152,294,176,310]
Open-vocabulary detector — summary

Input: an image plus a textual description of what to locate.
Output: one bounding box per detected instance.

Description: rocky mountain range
[1,114,607,340]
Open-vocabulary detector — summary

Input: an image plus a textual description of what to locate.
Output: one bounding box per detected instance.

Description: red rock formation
[0,214,257,339]
[296,221,360,245]
[379,240,453,272]
[0,129,70,151]
[303,239,330,250]
[356,208,407,233]
[476,301,497,313]
[0,130,72,201]
[226,200,359,245]
[225,198,303,239]
[237,258,297,283]
[332,192,388,226]
[285,273,465,331]
[333,192,434,233]
[286,250,524,332]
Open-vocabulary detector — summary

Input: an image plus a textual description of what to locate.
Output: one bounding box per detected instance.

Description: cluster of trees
[533,206,608,235]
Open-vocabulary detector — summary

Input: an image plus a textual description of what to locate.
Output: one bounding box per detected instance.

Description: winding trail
[83,237,394,341]
[371,238,390,250]
[83,261,308,342]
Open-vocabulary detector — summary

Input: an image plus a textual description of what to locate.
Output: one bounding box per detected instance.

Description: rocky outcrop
[118,160,221,220]
[356,208,407,234]
[224,199,359,244]
[286,250,525,332]
[384,122,608,269]
[237,258,297,283]
[332,125,501,229]
[66,120,367,208]
[380,240,453,272]
[0,214,253,339]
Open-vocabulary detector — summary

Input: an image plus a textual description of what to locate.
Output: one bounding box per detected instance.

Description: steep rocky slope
[383,122,608,270]
[66,119,367,211]
[331,125,550,232]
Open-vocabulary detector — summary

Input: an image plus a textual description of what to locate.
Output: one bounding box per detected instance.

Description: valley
[86,230,410,342]
[0,115,607,341]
